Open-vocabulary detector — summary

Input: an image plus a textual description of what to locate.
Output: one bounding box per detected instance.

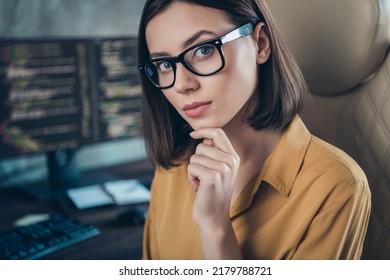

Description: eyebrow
[149,29,218,59]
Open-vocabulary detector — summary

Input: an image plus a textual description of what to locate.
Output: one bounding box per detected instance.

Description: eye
[193,45,215,59]
[155,61,172,73]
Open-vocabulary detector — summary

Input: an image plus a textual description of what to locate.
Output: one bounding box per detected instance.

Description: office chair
[266,0,390,259]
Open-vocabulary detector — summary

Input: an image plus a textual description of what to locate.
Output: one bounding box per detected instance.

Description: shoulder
[149,163,194,211]
[153,164,188,182]
[301,135,370,198]
[150,163,189,193]
[310,136,366,181]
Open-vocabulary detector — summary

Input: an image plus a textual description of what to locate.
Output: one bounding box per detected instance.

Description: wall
[0,0,147,187]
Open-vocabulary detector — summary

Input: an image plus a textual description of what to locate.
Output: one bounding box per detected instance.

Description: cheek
[235,43,259,87]
[219,45,259,101]
[161,91,191,121]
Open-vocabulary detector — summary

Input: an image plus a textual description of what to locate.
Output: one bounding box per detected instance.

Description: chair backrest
[266,0,390,259]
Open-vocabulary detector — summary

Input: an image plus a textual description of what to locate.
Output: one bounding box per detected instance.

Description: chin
[187,119,225,131]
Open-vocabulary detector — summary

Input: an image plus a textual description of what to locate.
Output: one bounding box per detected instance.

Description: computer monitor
[0,37,142,198]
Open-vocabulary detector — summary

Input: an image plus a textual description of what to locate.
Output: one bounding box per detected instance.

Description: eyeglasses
[138,22,255,89]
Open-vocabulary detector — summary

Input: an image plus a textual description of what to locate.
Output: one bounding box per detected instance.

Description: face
[145,2,263,131]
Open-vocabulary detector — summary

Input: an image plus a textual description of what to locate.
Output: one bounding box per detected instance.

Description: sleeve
[291,179,371,260]
[142,169,160,260]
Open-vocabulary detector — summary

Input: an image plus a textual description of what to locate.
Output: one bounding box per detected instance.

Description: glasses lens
[144,60,174,88]
[184,44,222,75]
[142,43,223,88]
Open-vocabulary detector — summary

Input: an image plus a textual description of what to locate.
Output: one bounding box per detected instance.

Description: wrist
[197,219,242,260]
[196,216,231,236]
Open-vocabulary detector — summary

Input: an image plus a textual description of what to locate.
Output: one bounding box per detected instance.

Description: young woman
[137,0,371,259]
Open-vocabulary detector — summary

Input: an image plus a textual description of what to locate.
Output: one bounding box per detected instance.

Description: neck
[223,111,282,168]
[222,110,283,206]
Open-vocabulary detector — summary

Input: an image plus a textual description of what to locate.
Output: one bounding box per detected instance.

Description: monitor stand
[47,149,80,190]
[22,149,119,201]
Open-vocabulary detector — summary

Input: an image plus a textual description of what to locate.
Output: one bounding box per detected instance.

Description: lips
[182,101,212,118]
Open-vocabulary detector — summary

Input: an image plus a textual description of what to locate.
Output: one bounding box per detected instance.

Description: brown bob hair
[137,0,308,169]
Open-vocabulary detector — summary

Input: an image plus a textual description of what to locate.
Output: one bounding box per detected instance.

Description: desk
[0,159,154,260]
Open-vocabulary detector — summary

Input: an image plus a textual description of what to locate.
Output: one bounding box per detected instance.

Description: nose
[173,63,199,94]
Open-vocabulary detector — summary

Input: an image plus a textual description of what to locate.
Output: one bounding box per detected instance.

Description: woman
[137,0,371,259]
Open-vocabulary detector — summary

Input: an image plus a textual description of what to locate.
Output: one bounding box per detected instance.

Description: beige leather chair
[267,0,390,259]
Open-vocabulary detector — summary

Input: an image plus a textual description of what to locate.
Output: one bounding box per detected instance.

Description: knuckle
[205,170,221,184]
[189,154,197,163]
[195,143,205,154]
[187,162,194,173]
[215,128,224,137]
[225,154,239,167]
[221,163,230,175]
[234,154,240,165]
[213,171,222,183]
[206,128,222,140]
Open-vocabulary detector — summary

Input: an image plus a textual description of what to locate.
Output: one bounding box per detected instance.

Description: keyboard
[0,214,100,260]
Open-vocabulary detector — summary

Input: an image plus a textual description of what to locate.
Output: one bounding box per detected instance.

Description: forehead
[145,2,233,54]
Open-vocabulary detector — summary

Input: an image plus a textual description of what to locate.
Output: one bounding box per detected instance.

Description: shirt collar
[230,115,311,217]
[256,115,311,196]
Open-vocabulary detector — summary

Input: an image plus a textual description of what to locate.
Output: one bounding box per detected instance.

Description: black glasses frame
[138,22,256,89]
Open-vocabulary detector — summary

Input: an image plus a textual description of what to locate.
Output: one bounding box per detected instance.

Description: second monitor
[0,36,142,194]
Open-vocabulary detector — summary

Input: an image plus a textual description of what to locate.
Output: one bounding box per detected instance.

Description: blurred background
[0,0,148,188]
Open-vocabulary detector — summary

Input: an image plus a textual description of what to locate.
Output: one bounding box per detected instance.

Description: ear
[253,22,271,65]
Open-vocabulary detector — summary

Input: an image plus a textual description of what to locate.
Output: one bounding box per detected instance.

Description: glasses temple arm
[220,23,255,44]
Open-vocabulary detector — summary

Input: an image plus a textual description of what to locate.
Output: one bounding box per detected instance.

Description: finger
[187,163,202,192]
[190,153,231,176]
[187,162,222,190]
[194,143,238,169]
[202,138,215,147]
[190,128,234,154]
[187,165,200,192]
[191,176,200,192]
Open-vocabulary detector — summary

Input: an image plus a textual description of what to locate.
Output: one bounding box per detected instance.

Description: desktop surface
[0,159,153,260]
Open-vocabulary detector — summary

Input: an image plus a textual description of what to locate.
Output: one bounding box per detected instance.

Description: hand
[188,128,240,228]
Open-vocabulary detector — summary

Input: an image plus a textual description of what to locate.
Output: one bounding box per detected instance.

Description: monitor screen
[94,38,142,141]
[0,37,142,193]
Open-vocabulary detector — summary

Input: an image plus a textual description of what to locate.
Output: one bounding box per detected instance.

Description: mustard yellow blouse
[142,116,371,259]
